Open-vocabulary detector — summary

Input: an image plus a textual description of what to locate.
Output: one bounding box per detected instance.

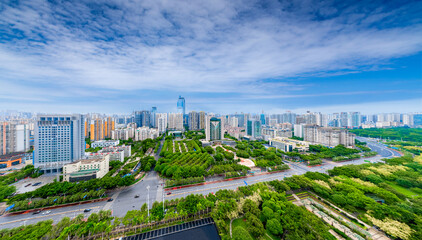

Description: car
[33,210,41,215]
[43,210,51,215]
[107,198,113,202]
[84,209,91,213]
[166,192,172,195]
[134,195,139,198]
[24,183,32,187]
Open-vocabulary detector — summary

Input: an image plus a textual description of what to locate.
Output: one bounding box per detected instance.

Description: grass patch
[387,182,420,198]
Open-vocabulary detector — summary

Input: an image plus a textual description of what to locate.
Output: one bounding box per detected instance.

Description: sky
[0,0,421,115]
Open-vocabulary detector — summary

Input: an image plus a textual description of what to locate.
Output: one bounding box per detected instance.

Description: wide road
[0,136,399,229]
[356,137,402,158]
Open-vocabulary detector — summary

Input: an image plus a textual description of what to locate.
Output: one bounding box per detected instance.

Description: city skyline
[1,0,421,114]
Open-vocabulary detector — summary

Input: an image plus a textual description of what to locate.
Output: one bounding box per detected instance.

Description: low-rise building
[0,152,27,169]
[91,140,120,148]
[269,137,309,152]
[63,155,109,182]
[85,144,131,162]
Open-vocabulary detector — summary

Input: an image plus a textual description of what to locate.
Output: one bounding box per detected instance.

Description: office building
[151,107,157,128]
[63,155,109,182]
[177,96,187,125]
[0,122,30,156]
[134,110,151,128]
[205,116,224,141]
[34,114,85,172]
[247,119,262,139]
[260,113,266,125]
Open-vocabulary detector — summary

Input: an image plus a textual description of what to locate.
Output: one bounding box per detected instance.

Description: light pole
[162,185,164,216]
[147,185,150,222]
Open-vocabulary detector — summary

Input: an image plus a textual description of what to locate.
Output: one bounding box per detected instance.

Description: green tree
[267,218,283,236]
[233,226,253,240]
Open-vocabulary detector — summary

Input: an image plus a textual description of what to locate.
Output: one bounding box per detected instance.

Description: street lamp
[147,185,150,222]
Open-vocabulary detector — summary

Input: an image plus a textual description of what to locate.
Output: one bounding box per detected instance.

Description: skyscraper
[151,107,157,128]
[247,119,262,139]
[260,112,266,125]
[134,110,151,128]
[34,114,85,172]
[205,116,224,141]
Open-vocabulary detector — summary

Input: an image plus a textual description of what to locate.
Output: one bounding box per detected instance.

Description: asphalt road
[0,137,400,230]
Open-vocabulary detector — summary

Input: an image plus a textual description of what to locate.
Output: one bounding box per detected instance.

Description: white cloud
[0,0,421,112]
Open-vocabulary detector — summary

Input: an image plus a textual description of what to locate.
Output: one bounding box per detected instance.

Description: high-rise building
[293,124,305,138]
[230,117,239,127]
[177,96,186,125]
[247,119,262,139]
[34,114,85,172]
[205,116,224,141]
[134,110,151,128]
[151,107,157,128]
[402,114,414,126]
[260,113,266,125]
[303,125,355,147]
[0,122,30,155]
[340,112,348,128]
[104,117,115,138]
[199,111,206,129]
[348,112,361,128]
[168,113,183,130]
[188,111,199,130]
[157,113,168,133]
[90,119,104,141]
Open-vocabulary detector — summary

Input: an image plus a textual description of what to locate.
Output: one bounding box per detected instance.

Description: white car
[43,210,51,215]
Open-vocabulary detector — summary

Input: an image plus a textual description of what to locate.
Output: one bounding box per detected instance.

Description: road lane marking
[0,206,100,226]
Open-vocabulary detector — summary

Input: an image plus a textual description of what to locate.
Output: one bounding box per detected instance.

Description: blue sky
[0,0,421,114]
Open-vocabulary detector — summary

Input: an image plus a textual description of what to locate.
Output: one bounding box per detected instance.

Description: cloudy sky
[0,0,421,114]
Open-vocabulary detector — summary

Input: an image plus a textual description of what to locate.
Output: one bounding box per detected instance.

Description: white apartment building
[157,113,168,133]
[294,124,305,138]
[134,127,159,141]
[168,113,183,130]
[0,122,30,155]
[63,155,109,182]
[303,125,355,148]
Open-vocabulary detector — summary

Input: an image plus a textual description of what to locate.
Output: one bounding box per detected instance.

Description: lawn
[387,182,421,198]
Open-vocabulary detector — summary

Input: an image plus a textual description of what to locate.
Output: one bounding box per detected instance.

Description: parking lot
[11,174,58,194]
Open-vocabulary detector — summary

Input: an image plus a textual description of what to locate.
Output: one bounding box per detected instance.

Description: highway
[0,137,400,229]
